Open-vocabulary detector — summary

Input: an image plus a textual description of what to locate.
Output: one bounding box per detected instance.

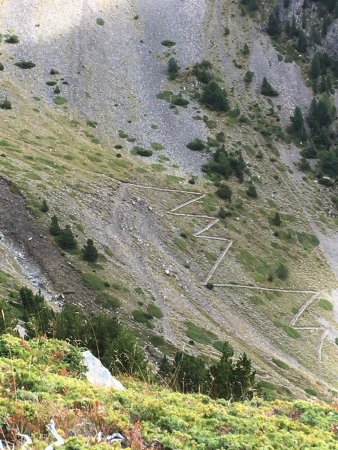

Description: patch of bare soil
[0,177,95,308]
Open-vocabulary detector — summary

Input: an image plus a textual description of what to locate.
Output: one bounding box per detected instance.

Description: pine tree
[82,238,99,262]
[272,212,282,226]
[297,30,307,53]
[40,199,49,213]
[230,353,256,401]
[168,57,179,80]
[49,215,61,236]
[260,77,278,96]
[244,70,254,83]
[267,12,281,37]
[246,184,258,198]
[57,225,77,250]
[309,54,321,79]
[216,183,232,201]
[208,341,234,399]
[289,106,306,141]
[201,80,229,112]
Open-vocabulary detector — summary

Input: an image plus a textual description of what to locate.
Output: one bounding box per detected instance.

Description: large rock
[82,350,125,390]
[325,20,338,60]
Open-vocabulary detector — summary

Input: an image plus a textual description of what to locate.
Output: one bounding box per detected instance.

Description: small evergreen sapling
[49,215,61,236]
[260,77,278,97]
[272,212,281,226]
[40,199,49,213]
[82,238,99,262]
[57,225,77,250]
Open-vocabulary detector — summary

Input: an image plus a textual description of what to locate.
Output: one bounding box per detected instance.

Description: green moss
[274,321,300,338]
[96,292,121,309]
[54,96,68,105]
[147,303,163,319]
[81,272,106,290]
[132,309,154,328]
[174,236,187,251]
[186,321,218,345]
[318,298,333,311]
[272,358,289,370]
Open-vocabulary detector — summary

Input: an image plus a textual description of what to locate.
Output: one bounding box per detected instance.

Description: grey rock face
[325,20,338,59]
[82,350,125,390]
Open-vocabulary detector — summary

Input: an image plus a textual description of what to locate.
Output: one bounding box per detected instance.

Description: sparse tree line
[0,285,256,402]
[41,199,99,262]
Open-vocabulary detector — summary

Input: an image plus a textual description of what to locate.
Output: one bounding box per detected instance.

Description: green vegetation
[216,183,232,201]
[147,303,163,319]
[275,263,289,280]
[96,17,105,25]
[272,358,289,370]
[5,34,19,44]
[53,96,68,105]
[40,199,49,213]
[289,106,307,142]
[132,309,154,328]
[1,335,337,448]
[201,80,229,112]
[168,57,179,80]
[96,292,121,309]
[187,138,206,151]
[15,61,36,69]
[81,272,106,290]
[244,70,254,83]
[318,298,333,311]
[161,40,176,47]
[192,60,213,84]
[0,99,12,110]
[132,146,153,157]
[246,183,258,198]
[274,321,300,338]
[202,147,246,182]
[260,77,279,97]
[82,238,99,262]
[186,321,217,345]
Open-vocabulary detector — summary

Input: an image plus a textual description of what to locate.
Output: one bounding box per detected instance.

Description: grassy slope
[0,335,337,449]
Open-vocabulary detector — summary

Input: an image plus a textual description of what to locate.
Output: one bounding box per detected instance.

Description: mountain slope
[0,0,337,401]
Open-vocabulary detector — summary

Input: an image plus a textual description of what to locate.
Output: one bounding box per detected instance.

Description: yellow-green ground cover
[0,335,337,449]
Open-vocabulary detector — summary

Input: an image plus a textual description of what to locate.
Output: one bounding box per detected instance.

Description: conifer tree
[168,57,179,80]
[297,30,307,53]
[57,225,77,250]
[260,77,278,96]
[272,211,282,226]
[82,238,99,262]
[289,106,307,141]
[40,199,49,213]
[201,80,229,112]
[267,12,281,37]
[49,215,61,236]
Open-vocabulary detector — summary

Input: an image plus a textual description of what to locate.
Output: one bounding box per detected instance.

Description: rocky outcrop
[82,350,125,390]
[325,20,338,59]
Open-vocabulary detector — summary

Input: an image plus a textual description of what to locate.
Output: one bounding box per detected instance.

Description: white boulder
[82,350,125,390]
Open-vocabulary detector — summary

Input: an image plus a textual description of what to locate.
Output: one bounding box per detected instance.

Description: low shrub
[96,292,121,309]
[5,34,19,44]
[161,40,176,47]
[187,139,206,151]
[15,61,36,69]
[132,146,153,157]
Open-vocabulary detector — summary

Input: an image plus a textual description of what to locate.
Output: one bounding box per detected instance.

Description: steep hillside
[0,0,337,403]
